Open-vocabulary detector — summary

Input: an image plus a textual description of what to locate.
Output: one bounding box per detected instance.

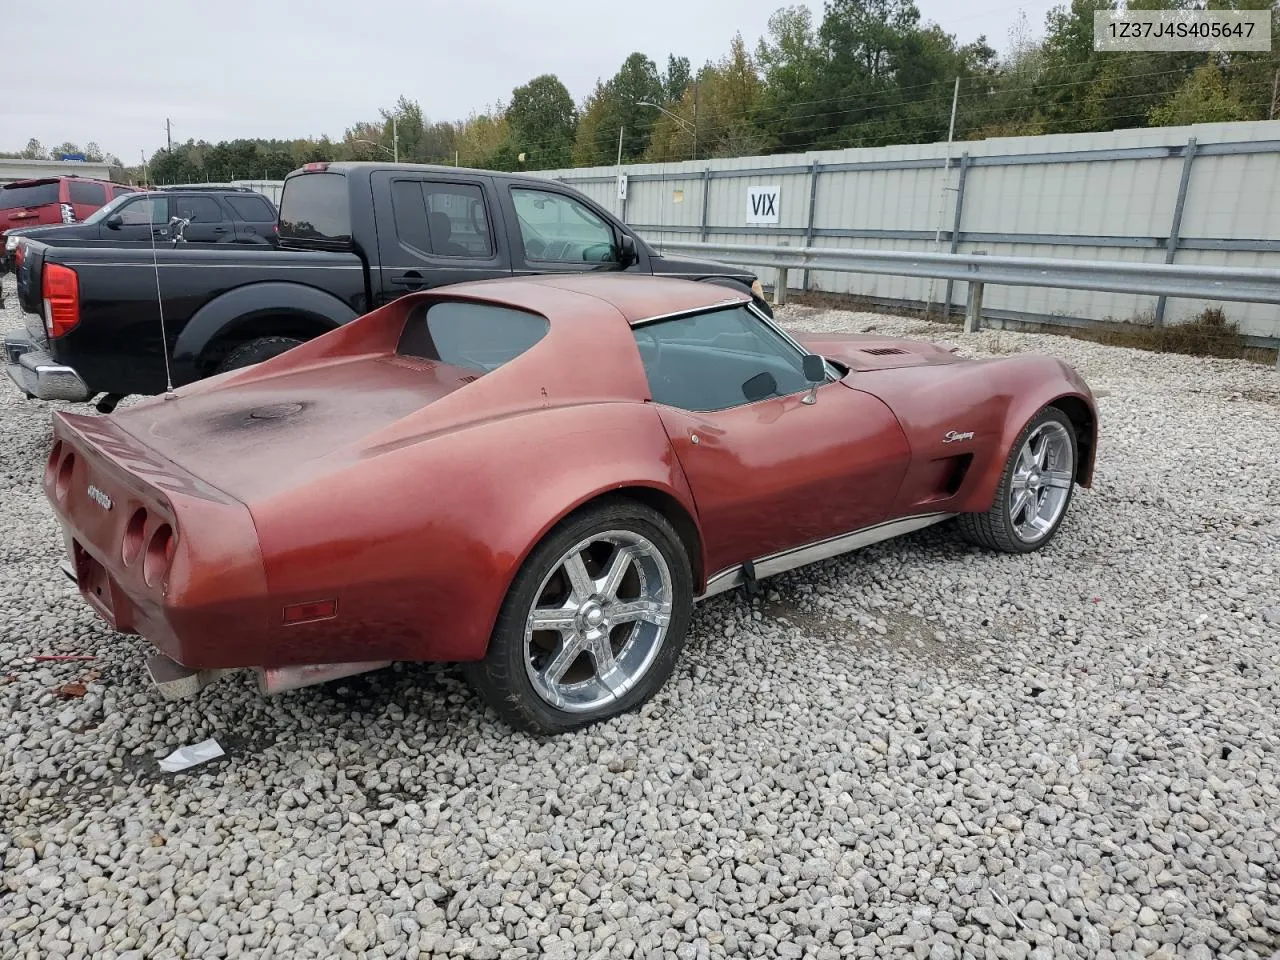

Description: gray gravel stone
[2,282,1279,960]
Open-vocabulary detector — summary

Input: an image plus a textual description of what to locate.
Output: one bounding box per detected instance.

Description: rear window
[397,302,548,374]
[68,180,107,205]
[0,182,60,210]
[278,172,350,244]
[225,194,276,223]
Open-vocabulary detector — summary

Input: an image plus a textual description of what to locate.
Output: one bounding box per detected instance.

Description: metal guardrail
[653,239,1280,368]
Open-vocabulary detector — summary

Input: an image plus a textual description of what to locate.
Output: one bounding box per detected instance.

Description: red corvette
[46,274,1097,732]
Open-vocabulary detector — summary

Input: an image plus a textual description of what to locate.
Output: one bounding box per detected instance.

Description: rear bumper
[3,328,93,401]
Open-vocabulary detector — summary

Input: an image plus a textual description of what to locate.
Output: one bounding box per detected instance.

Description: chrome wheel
[1008,420,1075,543]
[524,530,674,714]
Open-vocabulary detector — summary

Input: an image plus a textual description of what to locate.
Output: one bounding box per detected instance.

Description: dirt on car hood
[794,332,965,371]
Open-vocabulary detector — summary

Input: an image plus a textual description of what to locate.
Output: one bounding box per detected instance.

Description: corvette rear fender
[251,402,705,665]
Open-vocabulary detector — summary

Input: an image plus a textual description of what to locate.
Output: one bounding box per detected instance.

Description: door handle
[213,226,228,233]
[391,272,426,289]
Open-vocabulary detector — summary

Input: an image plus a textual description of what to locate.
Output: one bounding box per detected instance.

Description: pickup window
[278,172,351,245]
[511,188,617,264]
[391,180,493,259]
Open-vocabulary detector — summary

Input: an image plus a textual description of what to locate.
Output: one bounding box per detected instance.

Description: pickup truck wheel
[214,336,304,373]
[465,499,694,734]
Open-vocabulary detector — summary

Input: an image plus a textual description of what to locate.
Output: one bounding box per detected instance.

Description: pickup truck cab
[5,162,768,408]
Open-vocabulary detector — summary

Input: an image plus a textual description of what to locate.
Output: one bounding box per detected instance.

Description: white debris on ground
[1,279,1277,960]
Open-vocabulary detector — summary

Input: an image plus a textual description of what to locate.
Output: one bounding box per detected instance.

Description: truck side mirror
[105,214,123,229]
[618,233,637,267]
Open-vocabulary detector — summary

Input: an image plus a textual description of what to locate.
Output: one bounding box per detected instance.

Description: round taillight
[55,452,76,501]
[45,441,63,489]
[143,523,174,588]
[122,508,148,566]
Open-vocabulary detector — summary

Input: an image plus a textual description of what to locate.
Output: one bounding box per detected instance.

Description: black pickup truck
[5,162,769,408]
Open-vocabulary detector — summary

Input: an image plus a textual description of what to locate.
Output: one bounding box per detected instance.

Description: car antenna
[148,192,177,399]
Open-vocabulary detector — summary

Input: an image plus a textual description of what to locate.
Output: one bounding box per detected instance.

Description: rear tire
[214,336,304,373]
[465,499,694,734]
[957,406,1077,554]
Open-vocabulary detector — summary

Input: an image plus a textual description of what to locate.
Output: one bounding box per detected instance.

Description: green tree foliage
[572,53,666,165]
[647,35,767,161]
[506,75,577,169]
[663,55,692,103]
[1149,62,1251,125]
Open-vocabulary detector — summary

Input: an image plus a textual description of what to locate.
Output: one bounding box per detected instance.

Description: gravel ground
[1,275,1278,960]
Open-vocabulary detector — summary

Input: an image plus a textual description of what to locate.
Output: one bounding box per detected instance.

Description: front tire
[466,499,694,734]
[958,406,1077,553]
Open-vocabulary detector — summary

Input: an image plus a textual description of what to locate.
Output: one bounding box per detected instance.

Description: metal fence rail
[651,239,1280,366]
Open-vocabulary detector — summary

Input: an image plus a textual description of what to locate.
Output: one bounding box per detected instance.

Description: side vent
[458,375,478,383]
[861,347,908,356]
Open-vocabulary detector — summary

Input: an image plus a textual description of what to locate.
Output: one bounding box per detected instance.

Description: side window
[68,180,106,205]
[423,183,492,257]
[116,196,169,225]
[397,302,549,374]
[391,179,432,256]
[391,179,493,259]
[173,196,223,223]
[510,188,616,264]
[225,194,277,223]
[633,306,810,412]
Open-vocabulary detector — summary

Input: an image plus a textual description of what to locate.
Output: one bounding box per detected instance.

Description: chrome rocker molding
[696,512,956,601]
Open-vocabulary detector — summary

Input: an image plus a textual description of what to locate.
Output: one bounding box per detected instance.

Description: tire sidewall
[477,502,694,734]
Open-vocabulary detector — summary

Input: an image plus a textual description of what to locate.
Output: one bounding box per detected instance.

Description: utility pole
[925,77,962,319]
[393,116,399,163]
[1271,68,1278,120]
[616,125,624,168]
[165,118,172,152]
[691,81,701,163]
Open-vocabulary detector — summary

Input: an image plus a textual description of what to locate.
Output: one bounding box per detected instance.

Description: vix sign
[746,185,781,224]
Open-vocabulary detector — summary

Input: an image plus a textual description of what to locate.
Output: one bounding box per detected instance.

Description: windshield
[81,193,138,224]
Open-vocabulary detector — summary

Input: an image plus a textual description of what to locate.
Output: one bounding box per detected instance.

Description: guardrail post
[1155,136,1198,327]
[941,152,971,319]
[699,168,711,242]
[774,240,789,307]
[802,159,821,292]
[964,251,986,333]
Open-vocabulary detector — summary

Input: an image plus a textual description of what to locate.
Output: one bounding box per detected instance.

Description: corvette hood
[795,332,965,371]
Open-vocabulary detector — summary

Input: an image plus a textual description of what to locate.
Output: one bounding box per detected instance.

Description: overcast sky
[4,0,1058,161]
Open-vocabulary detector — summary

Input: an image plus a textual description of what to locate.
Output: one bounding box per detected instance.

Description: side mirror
[618,233,638,267]
[801,354,825,405]
[105,214,123,229]
[802,354,826,382]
